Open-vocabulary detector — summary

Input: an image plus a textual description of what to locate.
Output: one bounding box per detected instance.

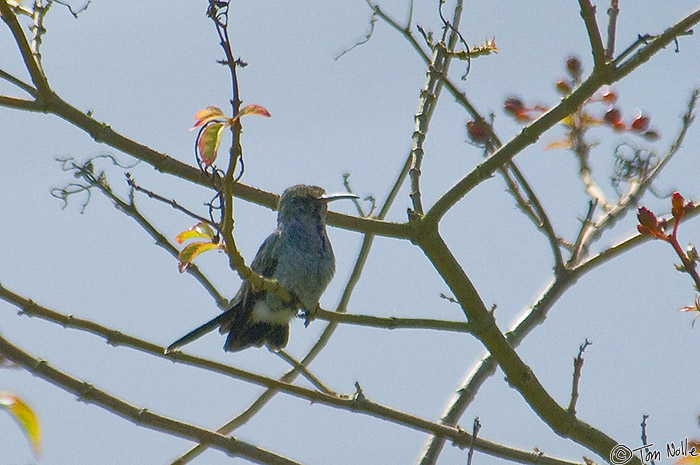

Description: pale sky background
[2,1,700,464]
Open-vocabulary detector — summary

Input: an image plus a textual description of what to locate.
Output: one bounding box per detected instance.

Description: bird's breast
[274,228,335,310]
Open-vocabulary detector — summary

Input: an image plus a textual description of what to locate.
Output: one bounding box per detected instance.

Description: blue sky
[2,1,700,464]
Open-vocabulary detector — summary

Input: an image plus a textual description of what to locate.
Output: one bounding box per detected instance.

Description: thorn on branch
[353,382,366,402]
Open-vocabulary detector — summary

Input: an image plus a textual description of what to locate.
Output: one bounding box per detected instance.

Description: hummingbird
[165,184,357,353]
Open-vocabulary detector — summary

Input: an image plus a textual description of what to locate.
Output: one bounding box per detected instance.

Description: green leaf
[175,222,216,244]
[196,122,227,167]
[0,393,41,456]
[177,241,220,272]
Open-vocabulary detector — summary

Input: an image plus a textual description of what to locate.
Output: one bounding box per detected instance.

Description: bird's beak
[320,193,359,202]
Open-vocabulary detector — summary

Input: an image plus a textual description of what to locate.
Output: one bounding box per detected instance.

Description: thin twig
[567,339,592,416]
[408,0,465,215]
[640,415,655,465]
[335,10,377,61]
[578,0,607,68]
[54,159,229,308]
[275,350,336,395]
[0,68,36,96]
[568,200,598,267]
[606,0,620,60]
[466,417,481,465]
[342,172,367,217]
[581,89,698,251]
[313,307,471,333]
[0,0,51,95]
[425,7,700,225]
[52,0,90,18]
[368,2,564,270]
[126,173,216,227]
[29,0,51,70]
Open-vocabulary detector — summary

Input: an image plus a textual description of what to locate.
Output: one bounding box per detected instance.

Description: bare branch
[0,0,51,95]
[640,415,656,465]
[0,281,580,465]
[425,6,700,225]
[335,9,377,61]
[0,68,36,96]
[369,3,564,272]
[275,350,337,395]
[56,158,229,308]
[466,417,482,465]
[313,307,471,333]
[613,9,699,78]
[580,89,698,253]
[606,0,620,60]
[409,0,465,215]
[0,332,303,465]
[578,0,607,68]
[417,231,639,464]
[568,200,598,267]
[567,339,592,415]
[126,173,216,227]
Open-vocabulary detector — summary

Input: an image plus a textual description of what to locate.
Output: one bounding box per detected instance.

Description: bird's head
[277,184,358,225]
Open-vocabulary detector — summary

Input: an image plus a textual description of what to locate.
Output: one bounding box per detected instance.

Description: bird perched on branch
[166,184,357,353]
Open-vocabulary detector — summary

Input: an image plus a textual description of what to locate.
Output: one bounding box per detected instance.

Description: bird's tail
[224,321,289,352]
[164,310,233,354]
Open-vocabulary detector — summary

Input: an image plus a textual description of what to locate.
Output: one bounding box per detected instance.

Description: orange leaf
[177,241,221,273]
[175,222,216,244]
[0,393,41,456]
[196,122,227,167]
[191,106,227,130]
[672,191,686,219]
[544,138,573,151]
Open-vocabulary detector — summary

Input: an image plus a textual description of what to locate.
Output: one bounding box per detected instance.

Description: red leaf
[466,120,489,143]
[637,207,670,240]
[604,108,622,125]
[238,104,271,118]
[631,112,650,132]
[637,206,658,229]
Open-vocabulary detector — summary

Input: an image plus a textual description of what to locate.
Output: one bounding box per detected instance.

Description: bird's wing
[250,230,281,276]
[222,231,281,331]
[165,232,282,353]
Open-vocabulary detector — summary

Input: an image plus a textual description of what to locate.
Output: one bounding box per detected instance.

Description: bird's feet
[301,304,319,327]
